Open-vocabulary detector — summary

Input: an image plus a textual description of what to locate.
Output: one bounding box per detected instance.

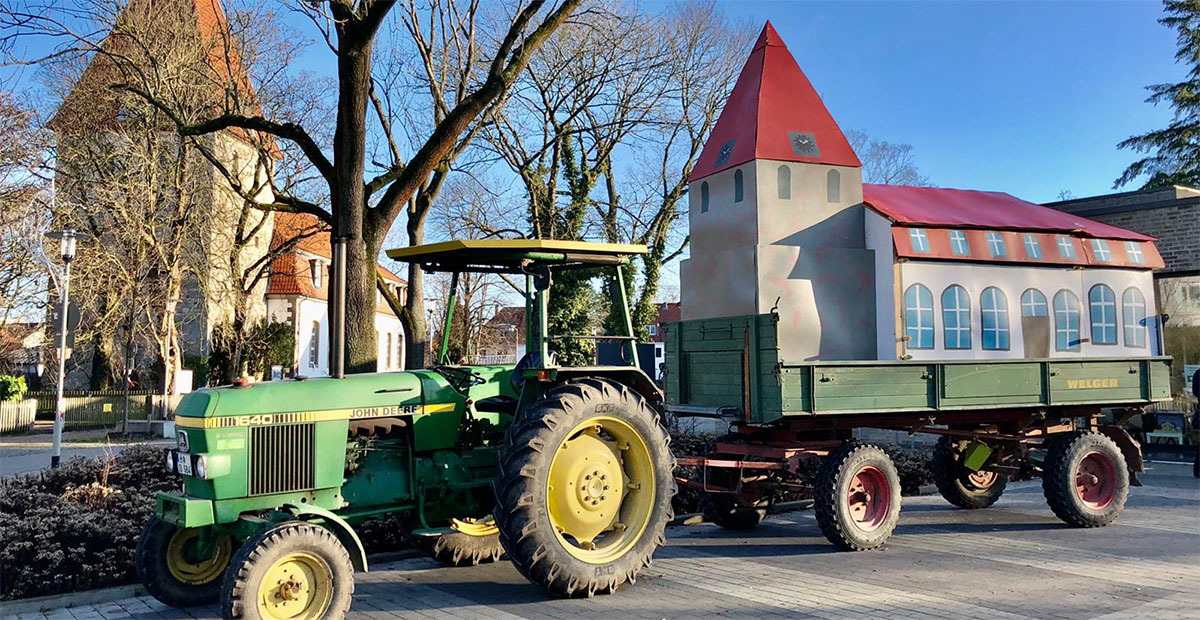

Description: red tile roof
[864,184,1155,241]
[689,21,861,182]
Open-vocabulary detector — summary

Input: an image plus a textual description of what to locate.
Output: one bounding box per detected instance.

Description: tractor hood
[175,372,428,422]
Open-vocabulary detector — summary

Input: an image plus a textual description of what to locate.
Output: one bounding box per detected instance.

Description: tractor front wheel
[814,442,902,551]
[1042,431,1129,528]
[421,517,505,567]
[931,436,1008,509]
[136,518,234,607]
[220,522,354,620]
[493,378,676,597]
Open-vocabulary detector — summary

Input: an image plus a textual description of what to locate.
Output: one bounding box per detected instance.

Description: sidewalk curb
[0,584,148,615]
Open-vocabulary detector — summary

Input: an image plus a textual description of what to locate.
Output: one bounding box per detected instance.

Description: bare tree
[845,129,933,186]
[0,90,52,326]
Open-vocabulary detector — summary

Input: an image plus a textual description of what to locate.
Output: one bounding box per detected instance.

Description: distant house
[477,306,526,365]
[681,22,1163,362]
[265,213,407,377]
[0,322,46,385]
[646,302,681,372]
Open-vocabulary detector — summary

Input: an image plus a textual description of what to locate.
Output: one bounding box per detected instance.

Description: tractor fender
[552,366,663,407]
[1097,425,1144,487]
[281,504,369,571]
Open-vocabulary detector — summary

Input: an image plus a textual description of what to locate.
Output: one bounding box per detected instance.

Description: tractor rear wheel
[493,378,675,597]
[1042,431,1129,528]
[421,517,505,567]
[220,522,353,620]
[136,518,234,607]
[814,442,902,551]
[931,436,1008,509]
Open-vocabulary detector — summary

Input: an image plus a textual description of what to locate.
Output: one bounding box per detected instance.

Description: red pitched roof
[863,184,1154,242]
[688,21,860,182]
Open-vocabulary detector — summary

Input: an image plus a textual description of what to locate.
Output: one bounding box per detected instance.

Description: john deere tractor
[139,240,676,619]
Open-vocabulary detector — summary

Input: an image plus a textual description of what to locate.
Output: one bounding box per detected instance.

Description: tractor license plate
[176,453,193,476]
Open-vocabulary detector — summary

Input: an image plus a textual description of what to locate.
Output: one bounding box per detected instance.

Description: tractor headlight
[165,450,176,473]
[194,455,207,479]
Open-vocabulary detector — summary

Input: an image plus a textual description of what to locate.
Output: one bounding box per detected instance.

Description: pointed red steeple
[688,21,860,182]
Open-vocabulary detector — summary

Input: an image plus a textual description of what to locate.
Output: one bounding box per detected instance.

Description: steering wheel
[432,365,486,391]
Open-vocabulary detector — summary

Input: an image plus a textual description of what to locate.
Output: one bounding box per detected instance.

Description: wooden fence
[25,390,180,428]
[0,399,36,434]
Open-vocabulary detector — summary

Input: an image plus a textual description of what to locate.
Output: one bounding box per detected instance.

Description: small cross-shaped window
[1023,234,1042,259]
[1056,236,1076,259]
[1125,241,1144,264]
[909,228,930,253]
[1091,239,1112,262]
[985,231,1007,257]
[948,230,969,255]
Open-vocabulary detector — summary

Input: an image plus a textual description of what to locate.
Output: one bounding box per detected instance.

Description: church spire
[688,21,860,182]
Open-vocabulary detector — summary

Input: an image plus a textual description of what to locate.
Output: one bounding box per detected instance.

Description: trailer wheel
[220,522,353,620]
[931,436,1008,509]
[493,378,675,597]
[699,492,769,530]
[1042,431,1129,528]
[421,517,505,567]
[136,518,234,607]
[814,442,902,551]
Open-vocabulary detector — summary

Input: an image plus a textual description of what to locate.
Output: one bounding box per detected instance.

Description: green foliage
[183,355,210,387]
[0,445,181,600]
[547,270,602,366]
[1117,0,1200,188]
[0,375,27,402]
[246,320,295,378]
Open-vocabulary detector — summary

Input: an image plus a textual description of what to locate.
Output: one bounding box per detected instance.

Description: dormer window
[948,230,969,256]
[908,228,930,253]
[985,231,1007,257]
[1022,234,1042,259]
[1091,239,1112,262]
[1124,241,1144,264]
[309,260,322,288]
[1056,235,1076,259]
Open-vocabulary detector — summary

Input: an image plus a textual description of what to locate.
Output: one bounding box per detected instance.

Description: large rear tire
[220,522,354,620]
[136,518,234,607]
[1042,431,1129,528]
[931,436,1008,509]
[814,442,902,551]
[493,378,676,597]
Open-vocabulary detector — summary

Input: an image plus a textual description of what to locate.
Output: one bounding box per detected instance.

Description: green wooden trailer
[664,312,1172,550]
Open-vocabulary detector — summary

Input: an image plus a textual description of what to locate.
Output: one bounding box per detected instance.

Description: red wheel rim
[1074,451,1117,510]
[966,470,997,489]
[846,466,891,532]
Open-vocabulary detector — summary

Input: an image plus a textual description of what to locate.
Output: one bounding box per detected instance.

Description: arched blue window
[1122,287,1146,348]
[827,169,840,202]
[700,181,709,213]
[942,285,971,349]
[904,284,934,349]
[1020,289,1048,317]
[734,169,744,203]
[1089,284,1116,345]
[980,287,1009,350]
[777,165,791,199]
[1053,290,1081,351]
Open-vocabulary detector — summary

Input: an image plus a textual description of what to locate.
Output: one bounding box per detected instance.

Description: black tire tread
[930,436,1008,510]
[813,441,901,551]
[136,518,226,608]
[422,531,505,567]
[493,378,676,598]
[1041,430,1129,528]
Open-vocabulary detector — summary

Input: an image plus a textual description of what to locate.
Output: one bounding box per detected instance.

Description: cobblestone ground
[11,462,1198,620]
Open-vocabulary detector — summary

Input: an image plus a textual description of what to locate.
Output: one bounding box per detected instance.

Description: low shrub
[0,445,179,601]
[0,375,27,402]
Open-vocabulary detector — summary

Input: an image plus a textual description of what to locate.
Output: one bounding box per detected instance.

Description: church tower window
[827,169,840,202]
[734,169,744,203]
[777,165,791,199]
[700,181,709,213]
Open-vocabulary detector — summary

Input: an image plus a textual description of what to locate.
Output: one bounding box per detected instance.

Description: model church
[680,22,1163,362]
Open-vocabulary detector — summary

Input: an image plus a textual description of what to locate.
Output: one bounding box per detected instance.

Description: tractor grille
[248,424,315,496]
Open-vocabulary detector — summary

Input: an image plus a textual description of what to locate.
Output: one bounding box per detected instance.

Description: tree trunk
[403,211,427,369]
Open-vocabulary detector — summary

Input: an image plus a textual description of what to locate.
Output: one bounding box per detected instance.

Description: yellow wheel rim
[256,552,334,620]
[166,528,233,586]
[546,415,655,564]
[450,516,500,537]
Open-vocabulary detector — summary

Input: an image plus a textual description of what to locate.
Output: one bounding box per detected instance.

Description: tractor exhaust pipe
[330,236,347,378]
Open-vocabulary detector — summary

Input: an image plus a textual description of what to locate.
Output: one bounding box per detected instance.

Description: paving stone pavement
[8,462,1198,620]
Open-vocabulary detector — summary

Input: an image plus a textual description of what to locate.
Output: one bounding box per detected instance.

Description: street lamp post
[44,228,88,468]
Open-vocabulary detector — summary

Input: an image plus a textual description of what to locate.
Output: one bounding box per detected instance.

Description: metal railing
[0,399,36,434]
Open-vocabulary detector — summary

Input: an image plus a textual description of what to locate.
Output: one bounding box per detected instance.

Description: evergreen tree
[1117,1,1200,188]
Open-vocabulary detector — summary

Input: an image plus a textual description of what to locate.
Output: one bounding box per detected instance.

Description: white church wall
[898,260,1156,360]
[865,210,898,360]
[680,164,760,321]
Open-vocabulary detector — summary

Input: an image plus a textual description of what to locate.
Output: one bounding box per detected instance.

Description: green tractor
[140,240,676,619]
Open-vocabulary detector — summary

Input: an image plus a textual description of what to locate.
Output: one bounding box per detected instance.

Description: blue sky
[725,0,1178,202]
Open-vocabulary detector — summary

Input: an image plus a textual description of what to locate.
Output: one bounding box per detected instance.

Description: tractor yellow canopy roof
[386,239,647,273]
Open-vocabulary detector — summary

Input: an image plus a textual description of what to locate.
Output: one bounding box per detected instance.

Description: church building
[680,22,1163,362]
